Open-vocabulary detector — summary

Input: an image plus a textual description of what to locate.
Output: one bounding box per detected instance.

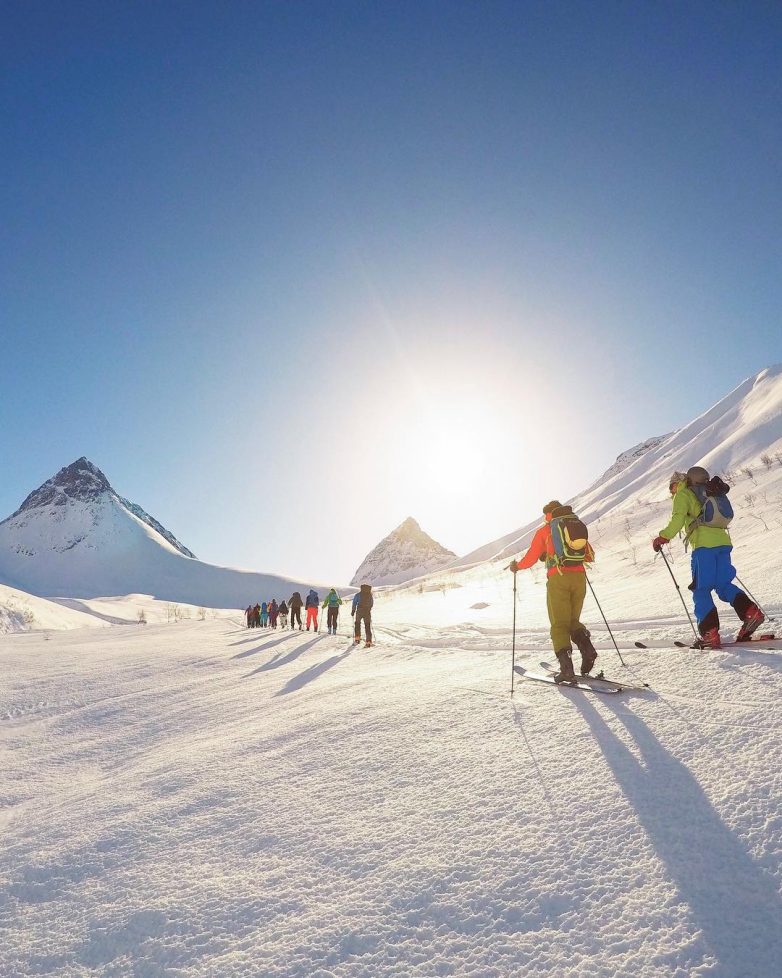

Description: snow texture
[351,516,456,587]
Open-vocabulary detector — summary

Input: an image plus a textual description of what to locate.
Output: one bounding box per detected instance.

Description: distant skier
[305,589,319,631]
[245,604,253,628]
[352,584,374,647]
[260,601,269,628]
[652,467,764,649]
[509,500,597,682]
[279,600,289,629]
[289,591,303,630]
[253,603,261,628]
[269,598,279,629]
[322,588,343,634]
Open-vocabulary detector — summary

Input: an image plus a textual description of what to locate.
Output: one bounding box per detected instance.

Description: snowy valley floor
[2,615,782,978]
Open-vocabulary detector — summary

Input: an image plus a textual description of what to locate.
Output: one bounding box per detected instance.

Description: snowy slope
[2,612,781,977]
[351,517,456,586]
[0,458,333,609]
[457,364,782,568]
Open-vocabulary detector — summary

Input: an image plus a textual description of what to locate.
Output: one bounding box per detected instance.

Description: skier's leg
[546,575,573,652]
[713,545,741,605]
[691,548,719,636]
[569,573,596,673]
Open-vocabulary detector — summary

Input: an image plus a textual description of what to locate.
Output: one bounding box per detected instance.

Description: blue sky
[2,1,782,584]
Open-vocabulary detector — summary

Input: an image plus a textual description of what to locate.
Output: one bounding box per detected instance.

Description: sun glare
[391,390,513,547]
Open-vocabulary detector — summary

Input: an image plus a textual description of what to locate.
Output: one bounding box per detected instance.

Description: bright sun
[392,393,507,543]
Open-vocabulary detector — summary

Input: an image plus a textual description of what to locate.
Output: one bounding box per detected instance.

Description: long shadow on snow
[575,696,782,977]
[232,632,300,660]
[246,637,324,676]
[274,648,353,696]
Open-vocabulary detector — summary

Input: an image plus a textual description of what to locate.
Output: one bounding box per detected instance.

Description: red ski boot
[735,604,765,643]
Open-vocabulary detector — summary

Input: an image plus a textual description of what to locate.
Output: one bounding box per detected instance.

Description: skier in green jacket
[322,588,343,635]
[652,467,763,649]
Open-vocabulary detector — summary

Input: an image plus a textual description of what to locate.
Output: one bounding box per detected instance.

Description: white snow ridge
[2,366,782,978]
[351,516,456,586]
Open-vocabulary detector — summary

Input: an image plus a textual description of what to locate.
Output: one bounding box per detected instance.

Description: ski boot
[735,603,765,643]
[554,648,576,683]
[572,627,598,676]
[365,641,373,649]
[697,627,721,650]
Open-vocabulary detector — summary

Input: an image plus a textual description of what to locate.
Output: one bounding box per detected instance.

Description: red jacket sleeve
[516,525,548,570]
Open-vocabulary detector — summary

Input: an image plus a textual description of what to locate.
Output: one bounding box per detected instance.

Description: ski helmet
[686,465,710,486]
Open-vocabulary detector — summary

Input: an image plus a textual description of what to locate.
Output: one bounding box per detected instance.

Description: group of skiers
[244,584,375,646]
[510,465,765,684]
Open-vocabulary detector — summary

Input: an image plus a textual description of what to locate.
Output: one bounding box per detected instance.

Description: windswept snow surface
[2,605,782,977]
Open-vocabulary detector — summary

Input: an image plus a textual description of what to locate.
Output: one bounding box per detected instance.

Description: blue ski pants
[690,545,740,625]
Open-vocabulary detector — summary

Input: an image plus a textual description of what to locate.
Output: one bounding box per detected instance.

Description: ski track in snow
[2,618,782,978]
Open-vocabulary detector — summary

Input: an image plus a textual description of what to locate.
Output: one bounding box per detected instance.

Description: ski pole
[735,576,775,622]
[585,572,626,667]
[510,570,518,695]
[658,548,699,640]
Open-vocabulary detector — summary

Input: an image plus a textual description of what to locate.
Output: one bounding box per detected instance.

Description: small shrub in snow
[760,453,773,468]
[137,609,147,625]
[747,512,770,531]
[741,465,757,484]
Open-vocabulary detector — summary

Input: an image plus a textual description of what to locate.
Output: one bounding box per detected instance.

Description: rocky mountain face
[351,517,456,587]
[5,457,196,558]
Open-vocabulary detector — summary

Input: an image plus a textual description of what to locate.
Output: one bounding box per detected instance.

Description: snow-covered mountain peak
[0,458,332,606]
[13,457,113,515]
[351,517,456,587]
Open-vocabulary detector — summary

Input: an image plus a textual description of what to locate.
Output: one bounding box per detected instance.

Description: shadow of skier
[274,649,353,696]
[575,696,782,977]
[231,632,300,660]
[245,637,322,675]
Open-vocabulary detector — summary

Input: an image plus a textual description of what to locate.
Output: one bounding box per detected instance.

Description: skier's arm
[516,526,548,570]
[659,491,691,540]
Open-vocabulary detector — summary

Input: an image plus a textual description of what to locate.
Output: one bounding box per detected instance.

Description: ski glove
[509,560,519,573]
[652,535,669,552]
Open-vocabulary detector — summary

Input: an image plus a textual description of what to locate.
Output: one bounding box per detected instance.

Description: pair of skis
[634,633,777,651]
[513,663,649,695]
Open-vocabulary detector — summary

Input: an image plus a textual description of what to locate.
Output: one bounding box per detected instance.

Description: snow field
[2,614,782,977]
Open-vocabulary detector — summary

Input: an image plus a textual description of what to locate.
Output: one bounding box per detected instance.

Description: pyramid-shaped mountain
[351,517,456,587]
[0,457,322,606]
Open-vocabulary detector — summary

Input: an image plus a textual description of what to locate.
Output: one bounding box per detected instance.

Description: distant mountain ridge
[351,517,456,587]
[0,457,327,606]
